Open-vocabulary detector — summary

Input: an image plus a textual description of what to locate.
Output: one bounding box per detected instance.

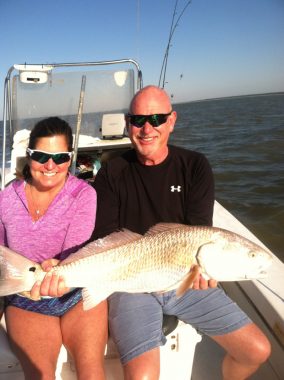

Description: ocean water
[1,93,283,261]
[170,93,284,261]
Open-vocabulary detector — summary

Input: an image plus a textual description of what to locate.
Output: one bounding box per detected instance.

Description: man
[93,85,270,380]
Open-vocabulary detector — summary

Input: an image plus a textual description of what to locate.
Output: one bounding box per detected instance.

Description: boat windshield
[10,68,135,138]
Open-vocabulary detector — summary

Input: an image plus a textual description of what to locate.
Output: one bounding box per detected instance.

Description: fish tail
[0,245,39,296]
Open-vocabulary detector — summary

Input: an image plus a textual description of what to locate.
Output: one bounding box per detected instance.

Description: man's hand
[30,259,70,300]
[191,265,218,290]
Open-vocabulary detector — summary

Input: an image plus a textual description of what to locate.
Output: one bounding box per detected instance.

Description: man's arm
[185,154,216,289]
[185,153,215,226]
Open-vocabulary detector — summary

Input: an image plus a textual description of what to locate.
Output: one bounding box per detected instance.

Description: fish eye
[29,266,37,272]
[248,252,256,258]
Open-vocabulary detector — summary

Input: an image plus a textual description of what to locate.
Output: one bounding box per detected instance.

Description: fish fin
[176,266,200,297]
[144,223,185,236]
[81,287,111,310]
[61,229,142,264]
[0,245,40,296]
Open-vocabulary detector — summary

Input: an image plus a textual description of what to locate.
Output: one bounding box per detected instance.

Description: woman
[0,117,107,379]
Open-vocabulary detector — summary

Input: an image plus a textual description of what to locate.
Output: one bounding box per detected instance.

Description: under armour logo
[170,185,182,192]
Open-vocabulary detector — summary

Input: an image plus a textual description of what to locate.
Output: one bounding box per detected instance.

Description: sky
[0,0,283,112]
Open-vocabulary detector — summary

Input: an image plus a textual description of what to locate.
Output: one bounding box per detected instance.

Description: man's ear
[125,114,130,132]
[169,111,177,132]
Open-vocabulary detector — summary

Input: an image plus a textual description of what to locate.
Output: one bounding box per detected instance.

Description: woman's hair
[21,117,73,181]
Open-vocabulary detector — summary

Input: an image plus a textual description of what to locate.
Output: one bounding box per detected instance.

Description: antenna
[158,0,192,89]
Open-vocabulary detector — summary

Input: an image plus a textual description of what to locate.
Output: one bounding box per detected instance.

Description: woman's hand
[30,259,70,300]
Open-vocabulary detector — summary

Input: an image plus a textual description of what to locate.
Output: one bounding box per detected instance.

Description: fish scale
[53,228,195,292]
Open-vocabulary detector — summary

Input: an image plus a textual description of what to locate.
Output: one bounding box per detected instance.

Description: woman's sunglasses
[26,148,72,164]
[127,112,172,128]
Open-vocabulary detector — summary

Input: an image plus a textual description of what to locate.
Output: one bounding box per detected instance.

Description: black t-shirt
[93,145,214,239]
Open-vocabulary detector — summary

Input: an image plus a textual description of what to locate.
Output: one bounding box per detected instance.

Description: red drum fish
[0,223,272,309]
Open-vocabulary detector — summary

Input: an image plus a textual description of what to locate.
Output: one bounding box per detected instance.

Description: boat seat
[162,314,179,336]
[0,321,22,375]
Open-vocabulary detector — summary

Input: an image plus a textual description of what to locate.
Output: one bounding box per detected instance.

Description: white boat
[0,60,283,380]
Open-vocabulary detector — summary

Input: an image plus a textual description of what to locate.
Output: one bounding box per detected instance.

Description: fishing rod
[158,0,192,89]
[71,75,86,175]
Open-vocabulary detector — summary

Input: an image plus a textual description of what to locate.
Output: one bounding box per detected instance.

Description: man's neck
[137,146,169,166]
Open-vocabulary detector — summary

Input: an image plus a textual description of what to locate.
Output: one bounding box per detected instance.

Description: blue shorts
[5,288,82,316]
[108,287,251,364]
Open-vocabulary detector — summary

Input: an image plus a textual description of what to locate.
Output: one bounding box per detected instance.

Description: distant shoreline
[173,91,284,105]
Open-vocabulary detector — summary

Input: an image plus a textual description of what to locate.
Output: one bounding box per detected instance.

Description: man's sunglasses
[26,148,72,164]
[127,112,172,128]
